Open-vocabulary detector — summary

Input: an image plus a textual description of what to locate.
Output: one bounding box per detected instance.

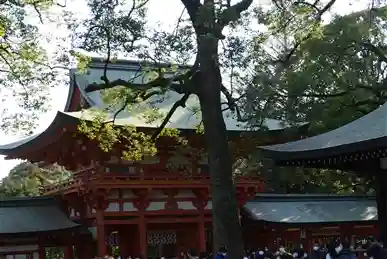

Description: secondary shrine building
[0,59,380,259]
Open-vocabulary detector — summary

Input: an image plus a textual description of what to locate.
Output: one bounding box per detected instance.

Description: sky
[0,0,374,179]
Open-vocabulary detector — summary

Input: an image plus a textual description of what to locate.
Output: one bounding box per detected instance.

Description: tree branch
[220,85,236,112]
[180,0,202,26]
[362,42,387,63]
[220,85,246,122]
[334,181,368,193]
[151,93,190,140]
[276,0,337,66]
[86,68,198,93]
[86,77,170,93]
[113,95,131,122]
[293,0,320,12]
[217,0,253,28]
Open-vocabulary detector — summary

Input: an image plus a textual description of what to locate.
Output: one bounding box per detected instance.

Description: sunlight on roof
[247,199,378,223]
[361,206,378,220]
[280,216,301,222]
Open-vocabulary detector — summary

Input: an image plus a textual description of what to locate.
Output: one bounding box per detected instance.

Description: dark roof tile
[0,196,79,234]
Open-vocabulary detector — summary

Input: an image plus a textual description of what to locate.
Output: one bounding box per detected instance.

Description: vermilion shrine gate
[0,59,278,259]
[0,59,380,259]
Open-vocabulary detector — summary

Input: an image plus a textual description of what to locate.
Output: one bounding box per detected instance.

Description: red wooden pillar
[301,227,310,251]
[134,189,149,258]
[139,215,147,258]
[193,189,209,253]
[198,213,206,252]
[83,241,94,259]
[120,229,131,258]
[38,245,46,259]
[340,224,350,242]
[96,209,107,257]
[63,245,74,259]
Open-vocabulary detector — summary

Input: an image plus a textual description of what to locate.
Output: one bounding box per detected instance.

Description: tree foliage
[0,0,68,133]
[234,3,387,196]
[0,162,70,259]
[245,5,387,133]
[260,158,374,194]
[0,162,71,197]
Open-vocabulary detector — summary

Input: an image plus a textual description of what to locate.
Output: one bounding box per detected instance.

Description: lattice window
[147,231,177,245]
[106,232,120,246]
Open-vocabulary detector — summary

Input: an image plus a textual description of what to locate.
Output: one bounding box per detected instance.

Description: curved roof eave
[259,101,387,161]
[0,112,75,157]
[0,109,302,158]
[61,109,294,132]
[0,61,306,158]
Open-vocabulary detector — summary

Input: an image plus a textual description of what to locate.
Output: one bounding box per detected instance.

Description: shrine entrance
[147,231,177,258]
[146,223,198,258]
[106,223,203,258]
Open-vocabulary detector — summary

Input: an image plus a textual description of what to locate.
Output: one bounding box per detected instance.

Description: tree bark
[197,35,244,259]
[376,170,387,246]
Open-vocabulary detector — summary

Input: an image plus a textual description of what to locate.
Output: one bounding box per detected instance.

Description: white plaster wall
[177,201,196,210]
[146,202,166,211]
[105,202,120,212]
[123,202,138,211]
[205,201,212,210]
[69,208,75,217]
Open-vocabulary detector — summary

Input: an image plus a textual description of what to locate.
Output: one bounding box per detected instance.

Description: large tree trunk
[197,35,244,259]
[376,170,387,246]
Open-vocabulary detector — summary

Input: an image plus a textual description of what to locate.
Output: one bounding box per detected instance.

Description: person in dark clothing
[309,241,322,259]
[366,242,387,259]
[292,248,302,259]
[199,251,208,259]
[335,242,352,259]
[292,247,307,259]
[264,248,274,259]
[326,242,339,259]
[277,246,292,259]
[376,236,386,249]
[187,248,199,259]
[215,247,228,259]
[255,249,265,259]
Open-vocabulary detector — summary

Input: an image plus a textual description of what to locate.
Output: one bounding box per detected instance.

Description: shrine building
[0,59,379,259]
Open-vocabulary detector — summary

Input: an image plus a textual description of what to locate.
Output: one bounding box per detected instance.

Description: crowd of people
[239,241,387,259]
[100,240,387,259]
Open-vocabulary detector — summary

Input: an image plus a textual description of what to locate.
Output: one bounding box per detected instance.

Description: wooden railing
[42,170,264,194]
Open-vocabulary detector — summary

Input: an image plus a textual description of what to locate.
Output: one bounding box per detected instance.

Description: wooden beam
[104,219,139,225]
[146,217,212,223]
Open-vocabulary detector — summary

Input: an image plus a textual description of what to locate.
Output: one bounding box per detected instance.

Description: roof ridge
[253,193,375,202]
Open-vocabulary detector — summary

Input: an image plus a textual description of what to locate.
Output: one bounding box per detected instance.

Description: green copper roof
[259,101,387,168]
[0,196,79,234]
[245,194,377,223]
[0,60,298,158]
